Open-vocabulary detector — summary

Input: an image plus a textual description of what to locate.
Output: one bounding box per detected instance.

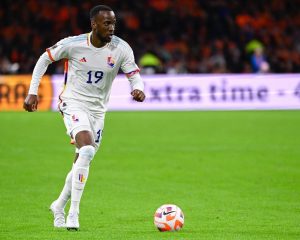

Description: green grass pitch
[0,110,299,239]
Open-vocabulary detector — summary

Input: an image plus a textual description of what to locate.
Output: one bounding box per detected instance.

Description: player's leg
[50,104,90,229]
[67,130,95,230]
[56,152,79,208]
[58,106,103,230]
[66,113,104,230]
[70,131,95,214]
[49,152,79,228]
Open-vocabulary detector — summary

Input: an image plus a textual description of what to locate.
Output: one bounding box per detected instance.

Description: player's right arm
[23,52,52,112]
[24,38,70,112]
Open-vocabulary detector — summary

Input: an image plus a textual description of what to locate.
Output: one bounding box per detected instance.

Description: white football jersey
[46,32,142,113]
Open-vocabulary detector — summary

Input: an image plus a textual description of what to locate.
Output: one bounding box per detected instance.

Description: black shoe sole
[67,227,78,231]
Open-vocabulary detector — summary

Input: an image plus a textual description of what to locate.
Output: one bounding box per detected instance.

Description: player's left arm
[128,72,146,102]
[121,45,146,102]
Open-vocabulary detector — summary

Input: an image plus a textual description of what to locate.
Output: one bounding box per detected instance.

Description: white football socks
[69,145,95,214]
[55,168,73,210]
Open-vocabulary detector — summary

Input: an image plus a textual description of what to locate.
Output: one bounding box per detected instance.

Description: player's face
[92,11,116,43]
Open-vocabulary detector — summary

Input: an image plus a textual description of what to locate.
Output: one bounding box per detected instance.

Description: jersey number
[87,71,104,84]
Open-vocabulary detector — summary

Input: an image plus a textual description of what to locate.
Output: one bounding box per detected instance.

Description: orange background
[0,75,52,111]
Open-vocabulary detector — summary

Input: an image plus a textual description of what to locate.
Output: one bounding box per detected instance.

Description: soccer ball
[154,204,184,232]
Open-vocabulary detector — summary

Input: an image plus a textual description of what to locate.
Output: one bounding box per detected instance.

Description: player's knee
[79,145,95,161]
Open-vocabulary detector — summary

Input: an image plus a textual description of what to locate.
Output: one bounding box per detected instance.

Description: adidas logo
[79,57,87,62]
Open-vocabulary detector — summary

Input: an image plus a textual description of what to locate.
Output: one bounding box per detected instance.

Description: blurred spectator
[139,51,162,74]
[0,57,19,73]
[0,0,300,74]
[246,39,270,73]
[250,48,270,73]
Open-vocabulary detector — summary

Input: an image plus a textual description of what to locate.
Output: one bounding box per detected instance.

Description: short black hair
[90,5,113,19]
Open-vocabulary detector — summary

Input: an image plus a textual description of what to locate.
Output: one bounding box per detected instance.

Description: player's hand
[131,89,146,102]
[23,94,38,112]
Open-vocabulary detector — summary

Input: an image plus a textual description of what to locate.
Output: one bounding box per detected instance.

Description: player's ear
[91,20,96,29]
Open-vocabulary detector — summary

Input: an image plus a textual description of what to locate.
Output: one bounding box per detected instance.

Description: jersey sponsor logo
[79,57,87,62]
[107,56,115,68]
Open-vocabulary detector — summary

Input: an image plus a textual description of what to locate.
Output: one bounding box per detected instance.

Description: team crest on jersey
[72,114,79,122]
[107,56,115,68]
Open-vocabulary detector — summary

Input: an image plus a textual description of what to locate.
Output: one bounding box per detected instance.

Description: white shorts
[59,102,105,151]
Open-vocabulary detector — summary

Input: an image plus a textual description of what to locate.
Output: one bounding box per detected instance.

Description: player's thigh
[62,108,92,140]
[90,115,105,151]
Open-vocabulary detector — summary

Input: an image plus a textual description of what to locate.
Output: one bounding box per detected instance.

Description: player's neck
[90,33,106,48]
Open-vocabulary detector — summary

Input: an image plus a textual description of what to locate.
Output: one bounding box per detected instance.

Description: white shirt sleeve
[127,72,144,91]
[121,49,139,73]
[28,38,71,95]
[45,38,70,62]
[121,45,144,91]
[28,52,52,95]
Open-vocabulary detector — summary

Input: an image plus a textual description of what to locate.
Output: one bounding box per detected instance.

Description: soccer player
[23,5,145,230]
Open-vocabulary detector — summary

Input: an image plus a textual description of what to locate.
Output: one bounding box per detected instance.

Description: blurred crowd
[1,0,300,74]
